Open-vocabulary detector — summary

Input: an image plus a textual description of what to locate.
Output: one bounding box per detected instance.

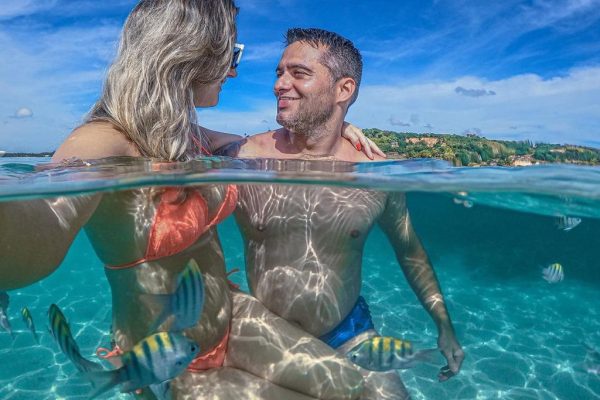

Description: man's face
[274,41,337,134]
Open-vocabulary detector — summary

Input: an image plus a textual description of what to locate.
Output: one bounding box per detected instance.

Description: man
[220,28,464,399]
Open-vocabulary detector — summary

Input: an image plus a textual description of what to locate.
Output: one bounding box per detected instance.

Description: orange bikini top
[105,137,238,270]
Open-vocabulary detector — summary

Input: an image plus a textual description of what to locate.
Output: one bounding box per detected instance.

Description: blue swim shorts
[319,296,375,349]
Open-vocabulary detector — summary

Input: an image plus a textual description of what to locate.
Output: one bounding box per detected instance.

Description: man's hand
[341,122,386,159]
[437,329,464,382]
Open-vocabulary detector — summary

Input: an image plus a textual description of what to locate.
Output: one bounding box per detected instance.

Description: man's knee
[361,370,411,400]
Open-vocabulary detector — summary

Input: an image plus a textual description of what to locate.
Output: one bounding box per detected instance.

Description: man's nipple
[350,229,361,238]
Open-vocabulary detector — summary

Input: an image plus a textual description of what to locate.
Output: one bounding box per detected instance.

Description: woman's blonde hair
[88,0,237,161]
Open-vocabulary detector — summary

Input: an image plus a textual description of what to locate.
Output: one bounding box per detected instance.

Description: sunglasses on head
[231,43,244,69]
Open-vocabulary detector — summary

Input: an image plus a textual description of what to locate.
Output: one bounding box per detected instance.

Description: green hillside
[365,129,600,166]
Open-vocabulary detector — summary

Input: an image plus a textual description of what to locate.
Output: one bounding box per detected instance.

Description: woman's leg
[225,291,364,400]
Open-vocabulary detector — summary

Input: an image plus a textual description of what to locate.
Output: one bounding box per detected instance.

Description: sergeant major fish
[555,216,582,232]
[84,332,200,399]
[147,259,204,334]
[542,263,564,283]
[0,291,14,339]
[21,307,39,344]
[48,304,103,373]
[346,336,437,372]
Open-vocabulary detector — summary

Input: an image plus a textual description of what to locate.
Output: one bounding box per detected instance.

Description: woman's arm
[0,122,137,290]
[0,195,101,290]
[200,126,243,154]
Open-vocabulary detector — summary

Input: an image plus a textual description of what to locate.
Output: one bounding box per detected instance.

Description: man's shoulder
[215,130,278,158]
[245,131,274,147]
[238,130,281,158]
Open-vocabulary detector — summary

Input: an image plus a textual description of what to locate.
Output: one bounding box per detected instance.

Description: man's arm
[378,192,464,381]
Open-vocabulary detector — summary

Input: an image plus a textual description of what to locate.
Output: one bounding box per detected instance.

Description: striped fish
[556,216,582,232]
[346,336,437,372]
[147,259,204,334]
[48,304,103,373]
[542,263,564,283]
[84,332,200,399]
[21,307,39,344]
[0,291,14,339]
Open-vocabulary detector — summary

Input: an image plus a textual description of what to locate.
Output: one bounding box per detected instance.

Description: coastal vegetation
[3,132,600,167]
[364,129,600,166]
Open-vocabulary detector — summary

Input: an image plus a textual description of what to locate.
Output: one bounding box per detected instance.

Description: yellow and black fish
[48,304,103,373]
[21,307,39,344]
[84,331,200,399]
[347,336,436,372]
[542,263,564,283]
[147,259,205,334]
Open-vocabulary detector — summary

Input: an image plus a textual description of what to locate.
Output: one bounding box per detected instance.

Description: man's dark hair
[286,28,363,107]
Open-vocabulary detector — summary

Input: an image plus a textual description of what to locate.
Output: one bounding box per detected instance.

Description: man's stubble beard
[277,88,335,140]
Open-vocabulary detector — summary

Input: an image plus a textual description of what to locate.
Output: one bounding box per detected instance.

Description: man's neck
[284,119,344,158]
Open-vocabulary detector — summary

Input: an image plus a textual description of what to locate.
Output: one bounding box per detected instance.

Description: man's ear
[336,77,356,104]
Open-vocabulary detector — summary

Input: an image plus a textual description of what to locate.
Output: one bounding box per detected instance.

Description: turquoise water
[0,157,599,399]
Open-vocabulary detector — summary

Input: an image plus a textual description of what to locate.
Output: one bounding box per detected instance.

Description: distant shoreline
[2,152,54,158]
[3,130,600,166]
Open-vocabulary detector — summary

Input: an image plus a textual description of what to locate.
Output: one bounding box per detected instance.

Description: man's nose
[274,73,290,94]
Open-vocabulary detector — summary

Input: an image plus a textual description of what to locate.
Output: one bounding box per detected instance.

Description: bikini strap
[191,133,212,156]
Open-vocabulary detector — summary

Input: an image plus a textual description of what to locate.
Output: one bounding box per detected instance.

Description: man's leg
[225,291,365,400]
[360,370,411,400]
[171,367,319,400]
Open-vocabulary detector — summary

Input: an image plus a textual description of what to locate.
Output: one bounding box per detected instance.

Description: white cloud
[236,0,299,18]
[0,0,58,20]
[346,66,600,146]
[455,87,496,97]
[388,116,411,127]
[521,0,600,31]
[244,41,284,63]
[13,107,32,118]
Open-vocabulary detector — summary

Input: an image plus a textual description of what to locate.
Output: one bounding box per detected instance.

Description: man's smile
[278,96,299,109]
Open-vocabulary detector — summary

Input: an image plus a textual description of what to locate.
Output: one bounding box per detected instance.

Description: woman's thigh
[224,291,364,400]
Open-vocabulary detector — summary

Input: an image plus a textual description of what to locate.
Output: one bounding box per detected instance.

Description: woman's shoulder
[52,122,141,162]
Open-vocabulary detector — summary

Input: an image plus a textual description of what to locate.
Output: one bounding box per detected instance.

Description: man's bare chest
[236,185,387,238]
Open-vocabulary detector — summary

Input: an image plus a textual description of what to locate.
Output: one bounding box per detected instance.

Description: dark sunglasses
[231,43,244,69]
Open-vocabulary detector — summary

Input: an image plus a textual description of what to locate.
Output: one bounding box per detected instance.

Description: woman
[0,1,379,399]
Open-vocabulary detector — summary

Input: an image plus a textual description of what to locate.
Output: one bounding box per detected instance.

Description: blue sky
[1,0,600,152]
